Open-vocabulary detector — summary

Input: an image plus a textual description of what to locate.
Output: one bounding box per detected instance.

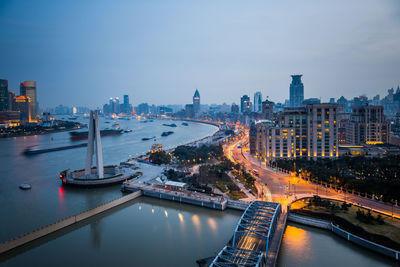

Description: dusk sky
[1,0,400,108]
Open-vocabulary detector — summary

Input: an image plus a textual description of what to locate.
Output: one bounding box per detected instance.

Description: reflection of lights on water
[164,210,168,218]
[152,209,154,214]
[283,225,310,256]
[138,205,142,211]
[192,214,201,233]
[207,218,217,233]
[178,213,184,223]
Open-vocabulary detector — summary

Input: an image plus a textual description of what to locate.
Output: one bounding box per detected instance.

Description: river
[0,117,398,266]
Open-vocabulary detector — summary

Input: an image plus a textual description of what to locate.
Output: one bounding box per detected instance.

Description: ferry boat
[161,131,174,137]
[142,136,156,141]
[162,123,177,127]
[69,129,123,140]
[24,143,88,155]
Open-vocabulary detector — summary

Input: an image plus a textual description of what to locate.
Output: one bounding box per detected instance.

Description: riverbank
[0,121,83,138]
[288,197,400,261]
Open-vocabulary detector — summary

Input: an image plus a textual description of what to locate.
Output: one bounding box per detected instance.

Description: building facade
[20,81,37,119]
[261,100,274,120]
[253,92,262,113]
[346,105,389,145]
[240,95,251,114]
[13,96,31,122]
[0,79,8,111]
[250,103,339,161]
[289,75,304,107]
[193,89,200,117]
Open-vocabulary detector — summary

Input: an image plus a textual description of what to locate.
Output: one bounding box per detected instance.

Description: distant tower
[123,94,130,113]
[289,75,304,107]
[193,89,200,116]
[20,81,38,119]
[240,95,251,113]
[85,110,104,178]
[253,92,262,113]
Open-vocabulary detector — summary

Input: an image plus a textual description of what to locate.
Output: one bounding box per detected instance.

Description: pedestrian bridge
[211,201,282,266]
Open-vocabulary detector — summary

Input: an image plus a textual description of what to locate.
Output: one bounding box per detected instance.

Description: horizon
[1,0,400,108]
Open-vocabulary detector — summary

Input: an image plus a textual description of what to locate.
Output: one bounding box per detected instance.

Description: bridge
[210,201,282,267]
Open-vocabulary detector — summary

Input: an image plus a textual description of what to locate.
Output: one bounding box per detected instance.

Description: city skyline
[1,0,400,107]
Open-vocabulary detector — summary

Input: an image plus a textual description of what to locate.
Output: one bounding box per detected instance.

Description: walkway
[211,201,283,266]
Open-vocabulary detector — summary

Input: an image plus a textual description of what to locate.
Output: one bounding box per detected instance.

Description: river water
[0,117,398,266]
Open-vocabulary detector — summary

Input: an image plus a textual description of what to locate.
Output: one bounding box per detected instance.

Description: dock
[122,183,228,210]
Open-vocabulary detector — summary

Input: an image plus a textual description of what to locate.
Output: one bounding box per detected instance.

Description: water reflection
[207,218,217,234]
[164,210,168,218]
[192,214,201,235]
[90,220,102,249]
[178,213,184,223]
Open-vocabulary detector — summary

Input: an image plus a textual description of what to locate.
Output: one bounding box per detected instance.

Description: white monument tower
[85,110,104,178]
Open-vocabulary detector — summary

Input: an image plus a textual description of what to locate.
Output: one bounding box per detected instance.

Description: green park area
[275,156,400,203]
[291,196,400,250]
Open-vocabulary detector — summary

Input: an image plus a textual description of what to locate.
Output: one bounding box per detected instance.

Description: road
[224,133,400,219]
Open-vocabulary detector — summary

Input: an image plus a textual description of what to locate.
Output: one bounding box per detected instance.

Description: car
[252,169,259,176]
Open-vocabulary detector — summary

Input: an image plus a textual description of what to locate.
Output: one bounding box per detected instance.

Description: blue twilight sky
[0,0,400,108]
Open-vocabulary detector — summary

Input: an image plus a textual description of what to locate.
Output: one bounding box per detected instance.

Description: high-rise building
[346,105,389,145]
[240,95,251,114]
[137,103,149,115]
[231,104,239,113]
[13,96,31,122]
[250,103,339,160]
[261,100,274,120]
[253,92,262,113]
[193,89,200,117]
[289,75,304,107]
[0,79,8,111]
[123,95,131,114]
[8,91,15,111]
[20,81,37,119]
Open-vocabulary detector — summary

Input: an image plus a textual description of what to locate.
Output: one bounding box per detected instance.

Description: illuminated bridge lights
[211,201,282,267]
[211,246,264,267]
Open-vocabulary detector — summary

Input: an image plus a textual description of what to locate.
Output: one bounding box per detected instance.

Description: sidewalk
[227,171,256,202]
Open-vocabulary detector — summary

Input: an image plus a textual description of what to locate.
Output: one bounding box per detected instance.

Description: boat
[124,128,132,133]
[19,183,32,190]
[23,143,88,155]
[142,136,156,141]
[69,129,123,140]
[162,123,177,127]
[182,122,189,126]
[161,131,174,137]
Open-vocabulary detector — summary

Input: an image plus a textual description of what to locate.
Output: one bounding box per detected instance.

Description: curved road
[224,133,400,218]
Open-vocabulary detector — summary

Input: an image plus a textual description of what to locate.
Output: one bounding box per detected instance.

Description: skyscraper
[240,95,251,113]
[13,96,31,122]
[261,100,274,120]
[20,81,37,119]
[123,94,131,113]
[289,75,304,107]
[0,79,8,111]
[253,92,262,113]
[8,91,15,111]
[193,89,200,116]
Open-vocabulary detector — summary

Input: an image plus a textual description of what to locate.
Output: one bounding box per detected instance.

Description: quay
[122,182,228,210]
